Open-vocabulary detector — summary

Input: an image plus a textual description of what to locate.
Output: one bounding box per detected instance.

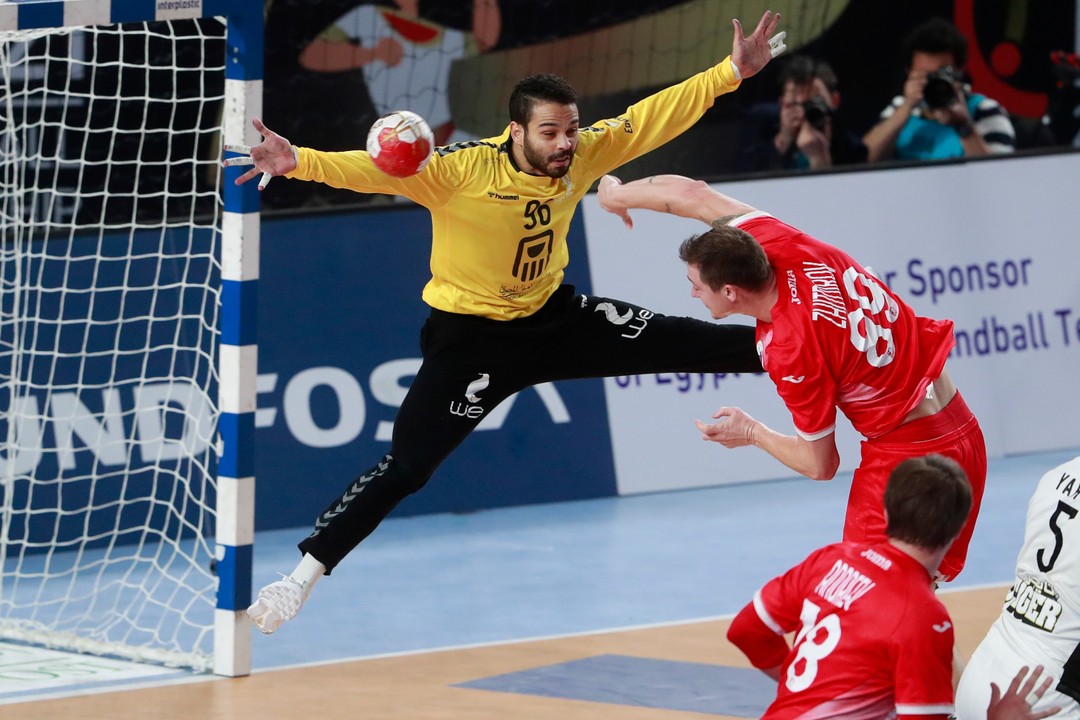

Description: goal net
[0,4,259,676]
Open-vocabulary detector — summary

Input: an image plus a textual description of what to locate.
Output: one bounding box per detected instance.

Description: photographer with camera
[863,17,1015,163]
[738,54,867,172]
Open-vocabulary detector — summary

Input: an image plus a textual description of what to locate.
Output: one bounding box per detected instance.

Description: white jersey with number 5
[955,456,1080,720]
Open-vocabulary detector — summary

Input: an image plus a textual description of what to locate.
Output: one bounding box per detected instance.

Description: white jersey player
[956,455,1080,719]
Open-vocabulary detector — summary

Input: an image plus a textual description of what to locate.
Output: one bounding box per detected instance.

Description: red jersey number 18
[786,598,842,692]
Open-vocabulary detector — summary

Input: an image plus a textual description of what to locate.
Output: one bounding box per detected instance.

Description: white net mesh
[0,17,226,671]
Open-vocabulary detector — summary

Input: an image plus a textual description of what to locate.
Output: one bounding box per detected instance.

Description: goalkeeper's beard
[522,136,574,179]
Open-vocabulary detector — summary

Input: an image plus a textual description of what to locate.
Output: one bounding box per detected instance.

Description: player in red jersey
[597,173,987,581]
[727,454,972,719]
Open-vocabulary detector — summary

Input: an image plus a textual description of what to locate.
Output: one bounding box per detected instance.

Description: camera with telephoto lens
[801,96,832,131]
[923,66,963,109]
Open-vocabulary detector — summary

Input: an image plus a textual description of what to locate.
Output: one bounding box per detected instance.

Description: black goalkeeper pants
[299,285,762,572]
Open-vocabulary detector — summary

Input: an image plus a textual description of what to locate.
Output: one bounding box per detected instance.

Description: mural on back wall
[260,0,1078,211]
[958,0,1080,146]
[259,0,850,210]
[960,0,1061,119]
[297,0,501,146]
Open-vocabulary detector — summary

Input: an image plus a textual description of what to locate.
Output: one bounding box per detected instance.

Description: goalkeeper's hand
[730,10,786,80]
[223,117,299,190]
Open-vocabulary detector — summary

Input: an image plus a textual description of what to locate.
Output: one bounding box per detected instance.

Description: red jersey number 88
[842,267,900,368]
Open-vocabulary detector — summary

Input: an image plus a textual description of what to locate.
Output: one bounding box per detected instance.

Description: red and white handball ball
[366,110,435,177]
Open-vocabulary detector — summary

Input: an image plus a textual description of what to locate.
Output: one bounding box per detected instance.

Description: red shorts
[843,392,987,581]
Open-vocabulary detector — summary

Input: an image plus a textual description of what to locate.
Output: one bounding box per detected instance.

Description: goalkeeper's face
[512,101,580,179]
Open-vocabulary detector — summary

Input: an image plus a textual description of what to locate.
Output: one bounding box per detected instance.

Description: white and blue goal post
[218,0,264,679]
[0,0,263,677]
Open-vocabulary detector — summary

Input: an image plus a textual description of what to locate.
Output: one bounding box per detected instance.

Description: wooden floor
[9,585,1006,720]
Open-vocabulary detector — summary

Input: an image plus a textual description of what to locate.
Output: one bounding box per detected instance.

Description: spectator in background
[863,17,1015,162]
[954,455,1080,720]
[739,54,867,172]
[1044,51,1080,148]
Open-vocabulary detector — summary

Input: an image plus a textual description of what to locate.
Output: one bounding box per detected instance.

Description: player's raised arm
[598,174,757,230]
[731,10,787,80]
[223,117,299,190]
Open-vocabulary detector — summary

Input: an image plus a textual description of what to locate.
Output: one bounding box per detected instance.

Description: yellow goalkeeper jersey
[287,58,741,320]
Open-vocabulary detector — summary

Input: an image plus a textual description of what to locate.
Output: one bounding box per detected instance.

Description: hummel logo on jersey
[782,375,806,383]
[595,302,634,325]
[487,191,519,200]
[932,621,952,633]
[465,373,490,404]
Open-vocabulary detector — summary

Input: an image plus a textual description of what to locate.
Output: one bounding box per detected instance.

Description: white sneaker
[247,577,310,634]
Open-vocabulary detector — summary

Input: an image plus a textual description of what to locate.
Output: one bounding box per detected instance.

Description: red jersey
[730,542,955,719]
[733,213,954,440]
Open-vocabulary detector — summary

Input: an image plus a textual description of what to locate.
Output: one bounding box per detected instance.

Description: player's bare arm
[695,407,840,481]
[223,117,299,189]
[598,174,755,230]
[730,10,787,79]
